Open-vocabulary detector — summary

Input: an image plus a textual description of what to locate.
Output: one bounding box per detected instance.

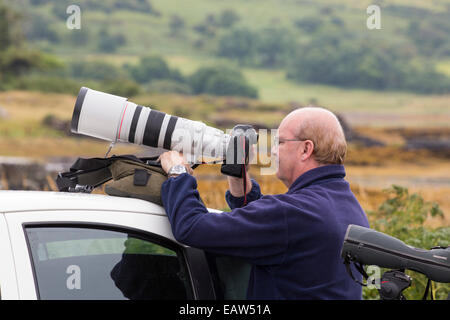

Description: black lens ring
[71,87,88,133]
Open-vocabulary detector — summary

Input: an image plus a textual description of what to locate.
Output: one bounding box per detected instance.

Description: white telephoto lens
[71,87,230,161]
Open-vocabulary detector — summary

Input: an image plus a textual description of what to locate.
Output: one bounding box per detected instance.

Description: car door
[0,214,19,299]
[5,209,215,300]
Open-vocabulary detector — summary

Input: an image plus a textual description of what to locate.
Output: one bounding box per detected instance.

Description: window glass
[25,226,193,300]
[208,255,251,300]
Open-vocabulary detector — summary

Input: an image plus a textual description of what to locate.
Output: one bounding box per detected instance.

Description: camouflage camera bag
[56,154,167,205]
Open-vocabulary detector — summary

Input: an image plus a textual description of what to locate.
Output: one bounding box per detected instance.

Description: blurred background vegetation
[0,0,449,300]
[2,0,450,97]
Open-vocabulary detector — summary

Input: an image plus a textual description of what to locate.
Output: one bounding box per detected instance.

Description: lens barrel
[71,87,229,160]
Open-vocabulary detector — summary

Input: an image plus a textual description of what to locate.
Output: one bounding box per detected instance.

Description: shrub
[101,78,141,97]
[255,27,294,68]
[97,28,126,53]
[14,75,81,94]
[127,55,184,84]
[287,35,450,94]
[218,9,240,28]
[217,27,294,68]
[169,15,185,37]
[145,79,192,95]
[24,13,60,43]
[189,66,258,98]
[217,28,258,65]
[294,16,324,33]
[363,185,449,300]
[68,60,125,81]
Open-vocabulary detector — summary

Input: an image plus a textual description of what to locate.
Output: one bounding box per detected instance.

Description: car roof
[0,190,222,215]
[0,190,167,215]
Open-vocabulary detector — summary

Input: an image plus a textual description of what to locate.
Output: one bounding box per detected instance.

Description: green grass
[437,59,450,77]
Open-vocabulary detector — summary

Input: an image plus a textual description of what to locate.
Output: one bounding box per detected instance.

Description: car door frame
[5,209,216,300]
[0,213,19,299]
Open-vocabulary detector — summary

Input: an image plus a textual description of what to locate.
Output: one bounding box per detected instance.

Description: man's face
[271,118,302,187]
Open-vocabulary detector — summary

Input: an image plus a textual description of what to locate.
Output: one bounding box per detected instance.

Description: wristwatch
[167,164,188,178]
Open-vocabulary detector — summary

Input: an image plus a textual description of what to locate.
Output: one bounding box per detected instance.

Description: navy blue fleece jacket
[161,164,370,299]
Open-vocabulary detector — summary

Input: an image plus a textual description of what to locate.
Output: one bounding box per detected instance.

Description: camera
[71,87,257,177]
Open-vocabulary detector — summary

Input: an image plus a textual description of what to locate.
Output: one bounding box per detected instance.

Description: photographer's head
[272,107,347,187]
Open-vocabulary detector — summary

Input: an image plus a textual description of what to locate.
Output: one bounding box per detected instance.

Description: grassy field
[437,59,450,77]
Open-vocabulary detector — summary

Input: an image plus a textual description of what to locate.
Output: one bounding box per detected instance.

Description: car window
[208,255,251,300]
[25,226,193,300]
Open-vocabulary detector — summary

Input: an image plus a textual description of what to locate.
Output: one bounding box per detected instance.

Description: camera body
[221,124,258,178]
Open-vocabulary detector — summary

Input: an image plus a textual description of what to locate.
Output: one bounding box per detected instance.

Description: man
[159,107,370,299]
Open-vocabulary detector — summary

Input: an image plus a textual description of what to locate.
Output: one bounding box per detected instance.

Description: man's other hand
[158,151,193,175]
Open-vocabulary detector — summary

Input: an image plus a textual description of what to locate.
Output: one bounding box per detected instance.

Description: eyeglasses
[276,137,309,145]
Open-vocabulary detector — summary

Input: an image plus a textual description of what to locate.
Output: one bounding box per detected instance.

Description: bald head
[281,107,347,165]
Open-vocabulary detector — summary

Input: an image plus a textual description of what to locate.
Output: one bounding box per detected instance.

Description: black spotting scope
[341,224,450,283]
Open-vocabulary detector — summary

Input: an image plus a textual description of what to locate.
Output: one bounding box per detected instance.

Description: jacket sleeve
[161,173,288,266]
[225,179,263,209]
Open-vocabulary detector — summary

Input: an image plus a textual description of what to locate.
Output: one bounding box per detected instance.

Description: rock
[0,157,48,190]
[336,114,385,147]
[0,106,9,119]
[404,138,450,158]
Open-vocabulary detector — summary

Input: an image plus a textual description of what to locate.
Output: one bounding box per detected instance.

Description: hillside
[2,0,450,112]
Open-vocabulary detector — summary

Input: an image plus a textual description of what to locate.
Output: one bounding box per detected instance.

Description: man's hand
[158,151,193,175]
[226,144,255,197]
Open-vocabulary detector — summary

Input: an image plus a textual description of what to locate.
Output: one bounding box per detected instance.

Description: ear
[301,140,315,161]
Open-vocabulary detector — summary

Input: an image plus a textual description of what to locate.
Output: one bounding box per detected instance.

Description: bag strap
[343,253,368,287]
[56,155,158,192]
[69,154,145,171]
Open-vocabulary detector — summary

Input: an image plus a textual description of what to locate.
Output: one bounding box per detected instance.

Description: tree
[217,28,258,65]
[128,55,185,84]
[169,15,185,37]
[286,34,450,94]
[294,16,323,33]
[69,60,123,81]
[69,28,90,46]
[0,2,20,50]
[407,19,450,57]
[189,66,258,98]
[193,13,218,38]
[256,27,294,68]
[219,9,240,28]
[102,78,141,97]
[97,28,126,53]
[0,2,61,89]
[24,13,60,43]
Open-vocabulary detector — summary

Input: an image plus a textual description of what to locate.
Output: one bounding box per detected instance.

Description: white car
[0,190,250,300]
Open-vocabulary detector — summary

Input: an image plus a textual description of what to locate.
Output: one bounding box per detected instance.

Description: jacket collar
[287,164,346,193]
